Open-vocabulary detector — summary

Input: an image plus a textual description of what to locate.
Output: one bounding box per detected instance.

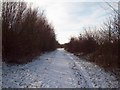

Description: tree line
[2,2,57,64]
[65,10,120,68]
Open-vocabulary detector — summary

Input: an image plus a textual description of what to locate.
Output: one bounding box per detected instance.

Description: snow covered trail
[2,48,119,88]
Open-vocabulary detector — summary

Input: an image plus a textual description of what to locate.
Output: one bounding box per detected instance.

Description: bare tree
[2,2,57,64]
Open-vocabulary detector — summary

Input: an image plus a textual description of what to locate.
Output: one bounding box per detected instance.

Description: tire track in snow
[2,49,119,88]
[67,53,94,88]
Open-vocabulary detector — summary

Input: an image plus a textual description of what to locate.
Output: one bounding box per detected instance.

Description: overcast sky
[25,0,118,44]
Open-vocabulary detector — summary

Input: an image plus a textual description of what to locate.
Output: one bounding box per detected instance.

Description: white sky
[24,0,118,44]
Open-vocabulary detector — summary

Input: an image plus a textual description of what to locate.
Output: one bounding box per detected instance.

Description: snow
[66,51,120,88]
[2,48,120,88]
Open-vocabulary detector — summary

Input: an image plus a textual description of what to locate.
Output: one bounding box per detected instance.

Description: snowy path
[2,48,119,88]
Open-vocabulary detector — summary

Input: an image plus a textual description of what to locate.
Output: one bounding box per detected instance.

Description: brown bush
[2,2,57,64]
[65,12,119,68]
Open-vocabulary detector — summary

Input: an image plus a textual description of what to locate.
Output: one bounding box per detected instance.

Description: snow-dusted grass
[2,48,120,88]
[67,52,120,88]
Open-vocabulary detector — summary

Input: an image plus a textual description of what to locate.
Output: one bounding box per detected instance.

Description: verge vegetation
[2,2,57,64]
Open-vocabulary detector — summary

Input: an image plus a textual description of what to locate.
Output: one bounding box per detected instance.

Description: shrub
[2,2,57,64]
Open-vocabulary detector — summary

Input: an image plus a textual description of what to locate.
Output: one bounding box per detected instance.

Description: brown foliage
[65,12,119,68]
[2,2,57,64]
